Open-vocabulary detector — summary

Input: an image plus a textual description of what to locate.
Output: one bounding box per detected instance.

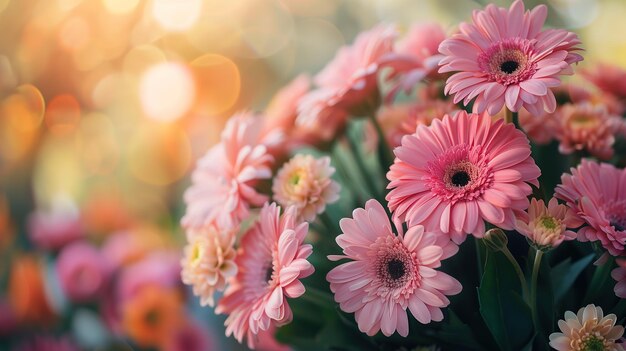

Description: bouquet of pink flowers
[180,1,626,350]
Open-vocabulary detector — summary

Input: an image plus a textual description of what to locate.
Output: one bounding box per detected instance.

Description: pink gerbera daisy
[555,160,626,256]
[326,200,461,337]
[297,24,407,140]
[387,111,540,243]
[216,203,314,349]
[182,112,275,230]
[438,0,583,116]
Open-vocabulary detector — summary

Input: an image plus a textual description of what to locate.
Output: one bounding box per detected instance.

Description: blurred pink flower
[518,107,557,144]
[298,24,408,140]
[582,62,626,102]
[181,226,237,307]
[554,102,619,160]
[272,154,340,222]
[556,160,626,256]
[117,251,181,303]
[386,22,447,101]
[11,335,79,351]
[164,317,216,351]
[256,325,292,351]
[216,203,314,349]
[515,197,582,249]
[182,112,275,230]
[0,298,16,336]
[27,207,82,251]
[327,200,461,336]
[438,0,583,116]
[387,111,540,243]
[56,241,110,302]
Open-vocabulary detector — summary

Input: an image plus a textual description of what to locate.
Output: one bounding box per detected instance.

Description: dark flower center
[387,258,406,280]
[451,170,471,187]
[582,335,606,351]
[500,60,519,74]
[144,309,160,326]
[265,265,274,283]
[611,220,625,232]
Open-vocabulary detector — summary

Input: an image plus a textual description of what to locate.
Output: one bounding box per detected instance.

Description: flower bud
[483,228,508,252]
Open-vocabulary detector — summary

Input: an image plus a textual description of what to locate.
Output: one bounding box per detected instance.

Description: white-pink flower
[515,197,582,249]
[327,200,461,337]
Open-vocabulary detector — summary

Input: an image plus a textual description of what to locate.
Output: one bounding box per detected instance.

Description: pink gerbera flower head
[182,112,275,230]
[387,111,540,243]
[554,102,619,160]
[515,197,582,250]
[582,62,626,104]
[438,0,583,116]
[386,22,448,101]
[297,24,405,140]
[326,200,461,337]
[518,105,557,145]
[215,202,314,349]
[556,160,626,256]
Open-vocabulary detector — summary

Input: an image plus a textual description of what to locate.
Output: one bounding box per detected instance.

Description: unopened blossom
[216,203,314,349]
[549,304,624,351]
[438,0,583,116]
[554,102,619,160]
[272,154,340,222]
[181,226,237,307]
[556,160,626,256]
[298,24,406,140]
[387,111,540,243]
[327,200,461,337]
[515,198,582,249]
[182,112,275,230]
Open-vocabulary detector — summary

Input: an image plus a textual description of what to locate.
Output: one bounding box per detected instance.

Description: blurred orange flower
[121,285,183,348]
[8,255,55,325]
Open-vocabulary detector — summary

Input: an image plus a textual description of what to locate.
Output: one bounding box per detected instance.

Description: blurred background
[0,0,625,350]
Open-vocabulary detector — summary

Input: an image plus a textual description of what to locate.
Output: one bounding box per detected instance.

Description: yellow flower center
[189,242,204,266]
[539,216,558,230]
[570,113,598,129]
[288,168,308,187]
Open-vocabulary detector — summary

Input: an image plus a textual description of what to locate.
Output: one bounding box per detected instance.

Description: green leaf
[551,254,594,302]
[534,252,555,350]
[478,250,534,351]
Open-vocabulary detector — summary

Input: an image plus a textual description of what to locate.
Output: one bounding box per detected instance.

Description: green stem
[530,249,544,329]
[475,237,485,278]
[368,113,394,171]
[512,111,520,129]
[502,246,530,302]
[504,109,513,124]
[302,286,335,307]
[344,134,381,199]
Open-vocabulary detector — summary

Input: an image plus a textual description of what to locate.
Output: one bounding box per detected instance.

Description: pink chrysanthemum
[181,226,237,307]
[515,197,582,249]
[326,200,461,337]
[549,304,625,351]
[216,203,314,349]
[298,24,405,140]
[611,258,626,299]
[387,111,540,243]
[556,160,626,256]
[182,112,275,230]
[272,154,340,222]
[554,102,619,160]
[438,0,583,116]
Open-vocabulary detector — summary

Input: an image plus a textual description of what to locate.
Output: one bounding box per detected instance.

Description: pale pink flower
[256,325,292,351]
[556,160,626,256]
[298,24,406,140]
[326,200,461,337]
[611,258,626,299]
[27,207,82,251]
[438,0,583,116]
[515,197,582,249]
[549,304,625,351]
[216,203,314,349]
[387,22,447,101]
[56,242,111,303]
[117,251,181,303]
[387,111,540,243]
[554,102,619,160]
[181,226,237,307]
[272,154,340,222]
[182,112,275,230]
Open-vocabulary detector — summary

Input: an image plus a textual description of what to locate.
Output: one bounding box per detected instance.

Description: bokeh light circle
[44,94,81,135]
[151,0,202,32]
[190,54,240,115]
[139,62,195,122]
[102,0,140,15]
